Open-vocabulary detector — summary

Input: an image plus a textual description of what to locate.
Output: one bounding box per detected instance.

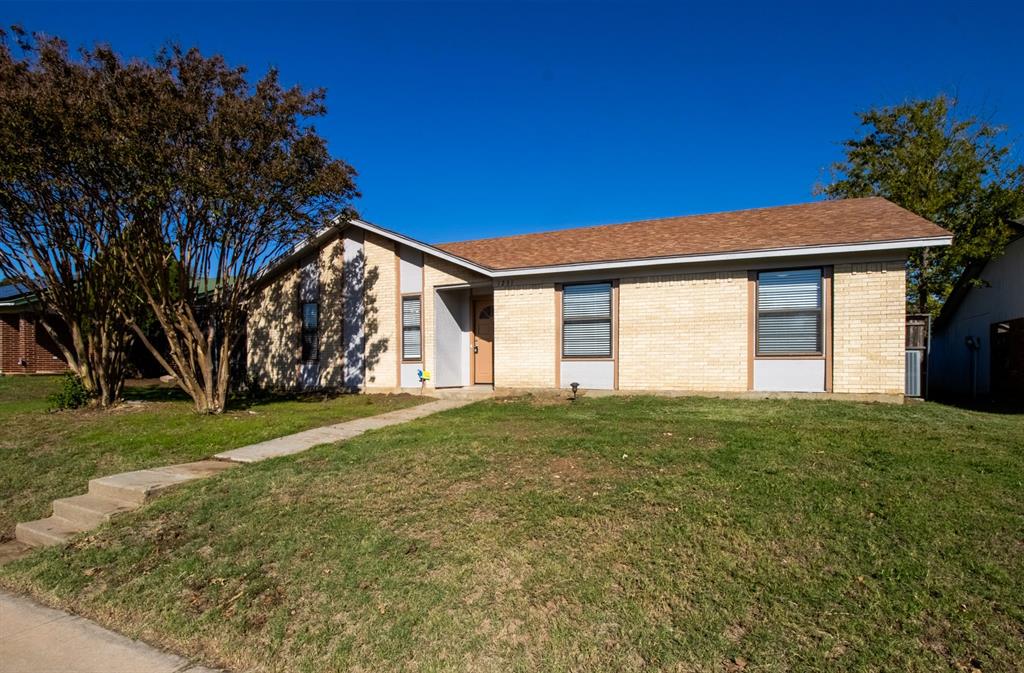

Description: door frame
[471,296,494,385]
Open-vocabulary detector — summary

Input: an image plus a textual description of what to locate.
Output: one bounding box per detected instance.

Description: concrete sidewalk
[215,397,473,463]
[0,590,219,673]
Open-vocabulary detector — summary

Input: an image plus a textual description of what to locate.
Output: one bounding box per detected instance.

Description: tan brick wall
[494,280,556,388]
[362,232,398,388]
[422,256,489,389]
[247,234,484,392]
[247,262,299,388]
[246,235,348,389]
[832,260,906,394]
[315,238,346,388]
[618,271,749,391]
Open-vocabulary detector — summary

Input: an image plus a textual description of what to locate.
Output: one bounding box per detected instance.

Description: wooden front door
[473,299,494,384]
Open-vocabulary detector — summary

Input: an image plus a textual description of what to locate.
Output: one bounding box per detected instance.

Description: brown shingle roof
[436,197,950,270]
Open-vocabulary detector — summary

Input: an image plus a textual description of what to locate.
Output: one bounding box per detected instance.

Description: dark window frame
[755,267,824,358]
[401,293,423,362]
[561,281,613,360]
[300,301,320,363]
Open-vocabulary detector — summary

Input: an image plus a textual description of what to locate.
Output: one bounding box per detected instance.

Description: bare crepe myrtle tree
[121,47,359,414]
[0,28,151,406]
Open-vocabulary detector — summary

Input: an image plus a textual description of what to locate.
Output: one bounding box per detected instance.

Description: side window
[301,302,319,362]
[402,296,422,360]
[562,282,612,357]
[756,269,823,355]
[299,261,319,363]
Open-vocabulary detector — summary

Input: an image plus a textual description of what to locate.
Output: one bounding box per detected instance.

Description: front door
[473,299,494,384]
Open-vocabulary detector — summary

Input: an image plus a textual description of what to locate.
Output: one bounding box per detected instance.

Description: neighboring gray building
[930,224,1024,400]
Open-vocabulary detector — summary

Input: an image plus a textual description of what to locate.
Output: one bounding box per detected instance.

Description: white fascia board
[256,216,950,282]
[489,236,952,278]
[251,224,342,286]
[253,218,490,284]
[348,218,494,277]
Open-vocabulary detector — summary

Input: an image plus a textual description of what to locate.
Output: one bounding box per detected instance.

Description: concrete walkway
[2,395,478,672]
[215,397,472,463]
[0,590,219,673]
[12,397,475,552]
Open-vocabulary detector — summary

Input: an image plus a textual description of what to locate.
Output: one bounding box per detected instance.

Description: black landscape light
[570,382,579,401]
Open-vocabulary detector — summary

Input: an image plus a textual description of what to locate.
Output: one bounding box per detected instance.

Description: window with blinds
[562,282,612,357]
[756,269,822,355]
[402,296,422,360]
[300,302,319,362]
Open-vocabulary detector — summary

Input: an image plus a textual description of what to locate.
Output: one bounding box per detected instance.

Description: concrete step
[88,460,236,505]
[52,494,137,528]
[430,387,494,400]
[15,516,88,548]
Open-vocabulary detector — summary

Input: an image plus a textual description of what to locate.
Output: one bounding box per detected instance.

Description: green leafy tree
[817,95,1024,314]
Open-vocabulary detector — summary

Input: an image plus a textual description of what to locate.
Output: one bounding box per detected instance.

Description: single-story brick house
[0,284,71,375]
[246,197,951,400]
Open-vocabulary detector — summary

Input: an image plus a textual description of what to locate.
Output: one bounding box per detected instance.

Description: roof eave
[254,219,951,282]
[934,222,1022,328]
[0,294,36,307]
[351,218,495,277]
[485,235,952,277]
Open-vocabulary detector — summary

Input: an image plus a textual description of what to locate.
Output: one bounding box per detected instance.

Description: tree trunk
[129,312,229,415]
[43,316,127,408]
[214,334,233,415]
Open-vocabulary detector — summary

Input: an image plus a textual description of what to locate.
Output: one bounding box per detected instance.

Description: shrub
[48,373,91,410]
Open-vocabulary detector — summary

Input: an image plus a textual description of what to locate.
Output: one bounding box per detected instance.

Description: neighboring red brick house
[0,284,70,375]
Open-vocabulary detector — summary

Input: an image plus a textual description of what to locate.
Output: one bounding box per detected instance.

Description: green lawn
[0,376,425,539]
[2,394,1023,672]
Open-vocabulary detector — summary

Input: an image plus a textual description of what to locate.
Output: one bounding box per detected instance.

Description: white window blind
[402,296,421,360]
[562,283,612,357]
[757,269,822,355]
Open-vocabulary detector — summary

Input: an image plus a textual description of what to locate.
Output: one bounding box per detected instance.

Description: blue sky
[3,1,1022,244]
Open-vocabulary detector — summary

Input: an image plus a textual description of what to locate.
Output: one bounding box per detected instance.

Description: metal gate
[905,350,923,397]
[905,314,930,398]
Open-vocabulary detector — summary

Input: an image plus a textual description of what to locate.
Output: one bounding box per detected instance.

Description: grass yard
[0,376,425,539]
[2,394,1023,672]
